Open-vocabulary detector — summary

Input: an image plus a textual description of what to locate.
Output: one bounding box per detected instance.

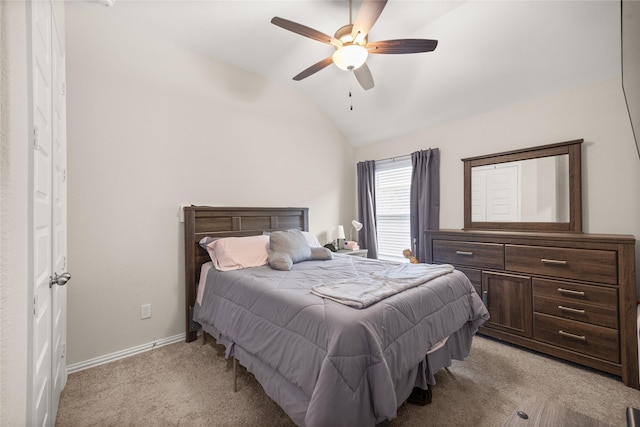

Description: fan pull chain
[349,90,353,111]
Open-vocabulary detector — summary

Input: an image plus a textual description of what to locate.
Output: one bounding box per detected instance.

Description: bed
[183,206,489,426]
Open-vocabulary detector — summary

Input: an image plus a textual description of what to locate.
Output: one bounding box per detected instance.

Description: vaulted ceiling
[100,0,621,147]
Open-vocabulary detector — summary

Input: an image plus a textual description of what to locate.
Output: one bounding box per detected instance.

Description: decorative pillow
[268,251,293,271]
[269,229,311,264]
[268,230,334,270]
[205,235,269,272]
[302,231,322,248]
[265,230,321,247]
[310,247,333,260]
[199,236,218,249]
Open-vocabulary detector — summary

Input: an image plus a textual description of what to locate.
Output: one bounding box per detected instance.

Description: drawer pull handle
[557,288,585,297]
[558,305,586,315]
[456,251,473,256]
[558,330,586,341]
[541,258,567,266]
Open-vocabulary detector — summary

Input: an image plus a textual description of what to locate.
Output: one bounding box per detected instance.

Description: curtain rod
[375,154,411,164]
[360,149,434,165]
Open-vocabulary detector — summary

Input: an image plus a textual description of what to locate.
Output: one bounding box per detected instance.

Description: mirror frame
[463,139,583,233]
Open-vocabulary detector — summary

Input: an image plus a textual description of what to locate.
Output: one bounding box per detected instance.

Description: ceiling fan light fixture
[333,44,368,71]
[353,31,366,45]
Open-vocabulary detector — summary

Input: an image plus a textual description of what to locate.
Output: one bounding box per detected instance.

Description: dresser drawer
[505,245,617,284]
[433,240,504,270]
[534,313,619,363]
[533,278,618,307]
[534,296,618,329]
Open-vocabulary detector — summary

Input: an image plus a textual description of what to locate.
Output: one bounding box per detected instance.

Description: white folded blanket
[311,263,455,309]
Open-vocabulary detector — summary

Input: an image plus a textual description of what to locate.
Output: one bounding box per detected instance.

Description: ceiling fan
[271,0,438,90]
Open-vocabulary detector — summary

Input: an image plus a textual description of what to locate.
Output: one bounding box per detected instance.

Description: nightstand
[336,249,368,258]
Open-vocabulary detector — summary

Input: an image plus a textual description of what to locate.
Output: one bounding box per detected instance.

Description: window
[375,157,411,262]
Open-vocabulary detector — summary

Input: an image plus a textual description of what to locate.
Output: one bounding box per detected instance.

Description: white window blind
[375,157,411,262]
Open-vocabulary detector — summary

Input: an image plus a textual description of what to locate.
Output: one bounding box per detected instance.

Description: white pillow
[206,235,269,272]
[302,231,322,248]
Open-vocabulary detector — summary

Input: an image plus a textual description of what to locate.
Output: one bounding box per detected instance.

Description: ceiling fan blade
[367,39,438,54]
[271,17,342,47]
[353,63,375,90]
[351,0,388,41]
[293,56,334,81]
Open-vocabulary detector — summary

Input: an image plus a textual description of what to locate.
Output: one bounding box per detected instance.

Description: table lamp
[336,225,345,250]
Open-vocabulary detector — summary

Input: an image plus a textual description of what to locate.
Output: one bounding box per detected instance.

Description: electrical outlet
[141,304,152,319]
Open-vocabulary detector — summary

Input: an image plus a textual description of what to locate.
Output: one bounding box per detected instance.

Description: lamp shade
[336,225,345,239]
[351,220,363,231]
[332,45,368,71]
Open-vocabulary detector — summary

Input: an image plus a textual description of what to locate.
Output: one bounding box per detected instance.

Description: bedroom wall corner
[64,2,354,366]
[0,1,29,424]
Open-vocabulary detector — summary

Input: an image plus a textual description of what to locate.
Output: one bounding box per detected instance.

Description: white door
[471,168,488,221]
[50,3,68,417]
[30,0,54,424]
[29,0,68,425]
[471,164,520,222]
[485,165,519,222]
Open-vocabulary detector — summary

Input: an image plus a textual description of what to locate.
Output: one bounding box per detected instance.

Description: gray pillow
[269,229,311,264]
[268,251,293,271]
[310,247,333,260]
[267,230,333,271]
[199,236,218,249]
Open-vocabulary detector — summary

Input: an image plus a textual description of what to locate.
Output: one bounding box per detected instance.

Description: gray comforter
[195,254,488,426]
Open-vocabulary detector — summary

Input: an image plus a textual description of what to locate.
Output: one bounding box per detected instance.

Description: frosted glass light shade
[351,220,363,231]
[332,45,368,71]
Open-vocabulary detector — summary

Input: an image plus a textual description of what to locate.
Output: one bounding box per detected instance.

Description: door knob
[49,272,71,288]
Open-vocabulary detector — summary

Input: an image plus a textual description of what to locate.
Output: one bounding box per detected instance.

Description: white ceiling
[100,0,621,147]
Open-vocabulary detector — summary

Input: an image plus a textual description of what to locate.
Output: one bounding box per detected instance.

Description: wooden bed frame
[183,206,309,342]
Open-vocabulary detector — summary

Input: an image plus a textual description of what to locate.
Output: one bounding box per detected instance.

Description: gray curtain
[410,149,440,262]
[357,161,378,259]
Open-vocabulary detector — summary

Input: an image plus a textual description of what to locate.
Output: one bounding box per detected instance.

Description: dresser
[426,229,639,389]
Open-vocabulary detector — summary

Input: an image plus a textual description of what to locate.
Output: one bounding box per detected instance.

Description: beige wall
[355,78,640,292]
[64,3,355,365]
[1,1,29,424]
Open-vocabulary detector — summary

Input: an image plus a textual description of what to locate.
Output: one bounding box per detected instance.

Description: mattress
[195,254,489,426]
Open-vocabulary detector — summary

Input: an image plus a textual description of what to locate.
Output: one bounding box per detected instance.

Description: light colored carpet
[56,336,640,426]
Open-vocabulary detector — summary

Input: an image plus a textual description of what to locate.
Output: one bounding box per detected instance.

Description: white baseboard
[67,333,185,374]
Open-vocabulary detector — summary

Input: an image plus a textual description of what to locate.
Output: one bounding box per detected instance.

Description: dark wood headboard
[183,206,309,342]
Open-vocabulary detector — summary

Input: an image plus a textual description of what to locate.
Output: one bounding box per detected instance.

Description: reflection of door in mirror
[472,163,520,222]
[471,155,569,223]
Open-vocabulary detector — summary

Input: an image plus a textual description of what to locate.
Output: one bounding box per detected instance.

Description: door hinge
[33,126,40,151]
[63,256,67,270]
[61,82,66,96]
[62,170,66,183]
[33,296,38,315]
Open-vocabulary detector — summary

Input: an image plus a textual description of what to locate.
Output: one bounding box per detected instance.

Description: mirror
[463,139,583,233]
[471,155,570,223]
